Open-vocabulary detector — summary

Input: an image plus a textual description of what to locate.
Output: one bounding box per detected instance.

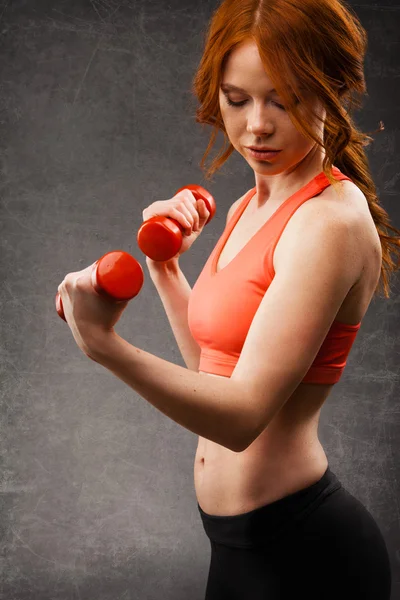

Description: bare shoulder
[274,179,381,282]
[327,179,382,255]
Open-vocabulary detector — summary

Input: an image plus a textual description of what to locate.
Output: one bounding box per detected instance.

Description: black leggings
[197,466,391,599]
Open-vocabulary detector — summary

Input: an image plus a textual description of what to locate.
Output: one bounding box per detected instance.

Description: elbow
[230,440,247,453]
[231,424,256,453]
[230,408,262,453]
[238,415,269,452]
[224,428,249,453]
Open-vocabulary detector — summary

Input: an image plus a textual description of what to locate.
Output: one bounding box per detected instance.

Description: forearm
[88,331,252,453]
[147,258,201,372]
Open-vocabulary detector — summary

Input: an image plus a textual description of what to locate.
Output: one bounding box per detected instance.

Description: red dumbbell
[137,184,216,261]
[55,250,144,322]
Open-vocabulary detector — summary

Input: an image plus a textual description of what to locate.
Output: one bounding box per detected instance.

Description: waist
[195,434,328,516]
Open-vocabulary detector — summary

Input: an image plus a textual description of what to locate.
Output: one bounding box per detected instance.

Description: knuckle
[180,189,196,204]
[64,274,76,289]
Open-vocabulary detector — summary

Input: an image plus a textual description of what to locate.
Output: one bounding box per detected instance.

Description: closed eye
[224,96,286,110]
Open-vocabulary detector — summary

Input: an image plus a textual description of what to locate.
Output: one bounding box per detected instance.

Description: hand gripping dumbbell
[55,185,215,321]
[137,184,216,261]
[55,250,144,322]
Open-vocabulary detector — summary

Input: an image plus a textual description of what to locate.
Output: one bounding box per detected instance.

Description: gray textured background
[0,1,399,598]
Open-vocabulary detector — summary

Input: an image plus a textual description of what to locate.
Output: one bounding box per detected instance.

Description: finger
[76,262,97,287]
[188,201,201,231]
[181,203,199,232]
[170,207,193,235]
[63,273,79,292]
[181,209,194,235]
[197,199,210,222]
[174,191,199,231]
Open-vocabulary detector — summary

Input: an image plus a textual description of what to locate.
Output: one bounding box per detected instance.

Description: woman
[58,0,398,598]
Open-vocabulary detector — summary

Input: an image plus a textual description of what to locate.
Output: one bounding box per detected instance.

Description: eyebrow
[220,83,278,94]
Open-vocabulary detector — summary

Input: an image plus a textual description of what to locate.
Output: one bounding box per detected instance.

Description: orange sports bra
[187,166,362,384]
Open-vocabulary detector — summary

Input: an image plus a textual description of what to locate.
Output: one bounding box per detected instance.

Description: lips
[248,147,281,152]
[247,147,281,161]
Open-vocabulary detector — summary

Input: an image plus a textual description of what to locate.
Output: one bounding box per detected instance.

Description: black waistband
[197,465,342,548]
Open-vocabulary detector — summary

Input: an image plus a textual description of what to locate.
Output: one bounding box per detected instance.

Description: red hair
[191,0,399,298]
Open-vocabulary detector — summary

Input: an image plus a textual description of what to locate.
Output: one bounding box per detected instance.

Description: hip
[198,466,392,599]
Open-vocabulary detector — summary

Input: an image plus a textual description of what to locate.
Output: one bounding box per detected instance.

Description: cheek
[220,114,240,138]
[219,106,227,126]
[223,111,243,132]
[219,98,229,123]
[220,111,233,134]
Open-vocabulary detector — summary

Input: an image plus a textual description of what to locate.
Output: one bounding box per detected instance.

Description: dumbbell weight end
[55,251,144,321]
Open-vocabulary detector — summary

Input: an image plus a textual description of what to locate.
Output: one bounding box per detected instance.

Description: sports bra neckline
[212,167,341,277]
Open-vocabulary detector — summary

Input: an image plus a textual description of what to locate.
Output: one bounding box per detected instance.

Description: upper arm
[230,204,362,445]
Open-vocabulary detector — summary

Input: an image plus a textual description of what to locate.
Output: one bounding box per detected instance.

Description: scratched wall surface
[0,0,399,598]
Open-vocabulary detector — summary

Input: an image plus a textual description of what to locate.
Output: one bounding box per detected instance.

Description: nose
[247,104,275,137]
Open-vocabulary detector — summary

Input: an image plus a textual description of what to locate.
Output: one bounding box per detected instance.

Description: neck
[253,145,325,209]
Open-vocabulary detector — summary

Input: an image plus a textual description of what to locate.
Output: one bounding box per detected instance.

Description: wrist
[146,257,180,278]
[85,328,121,363]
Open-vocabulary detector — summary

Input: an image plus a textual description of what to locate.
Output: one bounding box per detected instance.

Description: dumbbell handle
[55,251,144,322]
[137,184,216,262]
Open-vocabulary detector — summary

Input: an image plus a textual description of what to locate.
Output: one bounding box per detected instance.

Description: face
[218,41,326,178]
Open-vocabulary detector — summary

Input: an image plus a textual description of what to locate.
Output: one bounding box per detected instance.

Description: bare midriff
[194,370,331,516]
